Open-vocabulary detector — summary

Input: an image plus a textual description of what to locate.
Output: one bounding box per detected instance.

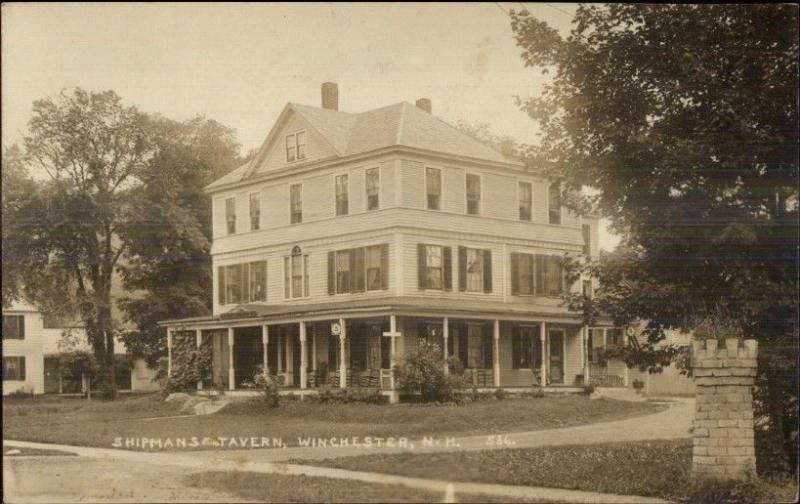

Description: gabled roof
[206,101,518,191]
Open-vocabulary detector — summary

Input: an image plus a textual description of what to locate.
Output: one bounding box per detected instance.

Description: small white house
[2,300,159,395]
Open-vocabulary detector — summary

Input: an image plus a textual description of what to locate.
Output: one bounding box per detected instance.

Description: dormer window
[285,131,307,162]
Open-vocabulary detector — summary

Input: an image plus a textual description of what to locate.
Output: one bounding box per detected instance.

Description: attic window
[286,131,307,162]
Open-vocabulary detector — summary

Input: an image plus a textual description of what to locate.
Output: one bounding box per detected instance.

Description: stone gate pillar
[692,338,758,479]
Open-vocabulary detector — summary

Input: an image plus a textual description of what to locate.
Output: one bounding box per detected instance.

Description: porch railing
[589,363,624,387]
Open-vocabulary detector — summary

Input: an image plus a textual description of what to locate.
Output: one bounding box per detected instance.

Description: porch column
[540,322,547,386]
[493,320,501,387]
[583,326,591,382]
[262,325,269,375]
[166,328,173,378]
[383,315,401,390]
[623,329,630,387]
[196,329,203,391]
[312,328,317,371]
[442,317,449,375]
[227,327,235,390]
[339,318,347,389]
[299,322,308,389]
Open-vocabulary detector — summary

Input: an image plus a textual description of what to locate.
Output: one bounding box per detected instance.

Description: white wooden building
[161,83,623,399]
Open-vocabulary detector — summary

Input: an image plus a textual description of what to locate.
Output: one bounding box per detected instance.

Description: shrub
[582,384,596,395]
[395,341,457,403]
[309,388,386,405]
[680,476,776,504]
[7,388,35,400]
[494,388,508,400]
[240,369,280,408]
[158,333,212,394]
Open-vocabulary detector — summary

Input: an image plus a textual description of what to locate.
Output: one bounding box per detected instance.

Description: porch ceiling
[159,296,600,329]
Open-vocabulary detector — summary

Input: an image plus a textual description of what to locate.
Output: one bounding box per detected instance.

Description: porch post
[262,325,269,375]
[166,328,173,378]
[389,315,398,390]
[196,329,203,391]
[442,317,449,375]
[227,327,235,390]
[339,318,347,389]
[312,327,317,371]
[299,322,308,389]
[493,319,501,387]
[584,326,591,382]
[540,322,547,386]
[623,329,630,387]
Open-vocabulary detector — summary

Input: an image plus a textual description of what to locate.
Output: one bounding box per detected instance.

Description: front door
[548,329,565,384]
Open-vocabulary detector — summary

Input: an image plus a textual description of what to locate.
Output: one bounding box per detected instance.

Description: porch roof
[159,296,600,328]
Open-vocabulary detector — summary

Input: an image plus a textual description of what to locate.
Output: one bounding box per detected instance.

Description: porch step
[590,386,647,402]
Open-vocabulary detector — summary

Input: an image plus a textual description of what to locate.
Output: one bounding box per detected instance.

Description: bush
[7,388,35,400]
[395,341,459,403]
[240,370,280,408]
[582,384,595,395]
[310,388,386,405]
[158,333,212,394]
[494,388,508,400]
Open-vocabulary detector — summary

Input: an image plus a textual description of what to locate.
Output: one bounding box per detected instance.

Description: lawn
[183,471,537,503]
[302,440,799,503]
[2,393,662,451]
[3,446,77,457]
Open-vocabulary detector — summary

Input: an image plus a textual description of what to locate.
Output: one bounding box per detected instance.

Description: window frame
[518,181,533,221]
[335,249,352,294]
[289,183,303,224]
[365,167,380,211]
[249,192,261,231]
[425,244,445,291]
[425,166,442,210]
[334,173,349,216]
[464,247,485,293]
[285,130,307,163]
[284,252,310,299]
[2,356,25,381]
[548,181,562,225]
[2,315,25,340]
[364,244,383,292]
[465,172,482,216]
[225,197,236,235]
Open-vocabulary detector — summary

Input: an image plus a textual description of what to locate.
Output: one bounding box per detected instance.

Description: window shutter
[483,249,492,293]
[242,263,250,303]
[443,246,452,291]
[284,258,291,299]
[458,324,468,365]
[458,246,467,292]
[19,315,25,340]
[352,247,365,292]
[535,254,546,295]
[380,243,389,289]
[327,252,336,295]
[263,261,268,302]
[218,266,226,305]
[510,253,519,295]
[417,243,427,289]
[19,357,25,380]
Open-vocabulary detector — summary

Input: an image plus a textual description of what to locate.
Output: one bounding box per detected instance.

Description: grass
[302,440,799,503]
[3,393,662,451]
[183,471,537,503]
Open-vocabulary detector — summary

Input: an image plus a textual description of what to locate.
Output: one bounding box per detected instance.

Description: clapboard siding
[563,325,583,385]
[401,160,425,208]
[2,304,45,395]
[256,109,338,175]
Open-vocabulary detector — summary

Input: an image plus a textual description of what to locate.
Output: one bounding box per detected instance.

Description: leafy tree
[510,4,798,473]
[453,120,522,159]
[117,116,243,367]
[7,89,155,398]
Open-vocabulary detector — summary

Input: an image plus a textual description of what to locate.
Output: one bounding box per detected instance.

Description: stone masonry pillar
[692,338,758,479]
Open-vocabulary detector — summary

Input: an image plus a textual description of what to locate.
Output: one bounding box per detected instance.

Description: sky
[1,2,620,250]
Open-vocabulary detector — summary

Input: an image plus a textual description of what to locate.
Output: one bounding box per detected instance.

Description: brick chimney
[321,82,338,111]
[415,98,432,114]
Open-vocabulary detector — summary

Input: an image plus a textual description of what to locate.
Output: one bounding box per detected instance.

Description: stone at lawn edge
[179,396,208,414]
[691,338,757,480]
[164,392,191,404]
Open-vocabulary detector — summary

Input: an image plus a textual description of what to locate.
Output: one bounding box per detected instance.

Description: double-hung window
[225,197,236,234]
[418,244,452,290]
[249,192,261,231]
[466,174,481,215]
[548,181,561,224]
[535,254,564,296]
[458,247,492,293]
[285,131,307,162]
[426,167,442,210]
[284,252,309,298]
[335,174,349,216]
[519,181,532,221]
[366,168,380,210]
[2,357,25,381]
[218,261,268,305]
[328,244,389,294]
[290,184,303,224]
[2,315,24,340]
[511,253,563,296]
